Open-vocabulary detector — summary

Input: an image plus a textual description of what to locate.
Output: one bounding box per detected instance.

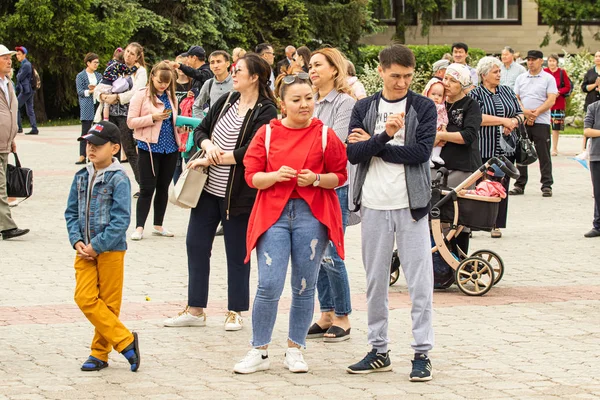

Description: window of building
[444,0,520,22]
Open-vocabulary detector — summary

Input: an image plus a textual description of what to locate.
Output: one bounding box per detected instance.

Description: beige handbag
[168,150,207,209]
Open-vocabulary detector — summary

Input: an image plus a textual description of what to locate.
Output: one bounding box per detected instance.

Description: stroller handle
[490,156,520,180]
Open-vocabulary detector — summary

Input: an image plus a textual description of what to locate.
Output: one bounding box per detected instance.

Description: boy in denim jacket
[65,121,140,372]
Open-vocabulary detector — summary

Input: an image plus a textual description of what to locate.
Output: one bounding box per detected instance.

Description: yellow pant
[74,251,134,362]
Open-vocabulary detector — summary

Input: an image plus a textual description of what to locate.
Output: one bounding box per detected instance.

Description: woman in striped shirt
[306,47,356,343]
[163,54,278,331]
[469,56,524,239]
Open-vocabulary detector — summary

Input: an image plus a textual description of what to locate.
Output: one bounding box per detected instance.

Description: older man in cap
[512,50,558,197]
[167,45,213,99]
[432,59,449,80]
[0,44,29,240]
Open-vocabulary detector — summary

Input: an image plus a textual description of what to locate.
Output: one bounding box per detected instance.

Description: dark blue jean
[316,185,352,316]
[17,91,37,131]
[251,199,328,348]
[591,161,600,230]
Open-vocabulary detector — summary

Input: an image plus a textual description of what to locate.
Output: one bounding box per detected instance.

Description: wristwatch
[312,174,321,187]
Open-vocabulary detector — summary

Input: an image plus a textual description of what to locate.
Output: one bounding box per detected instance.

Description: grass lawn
[564,126,583,136]
[22,118,81,128]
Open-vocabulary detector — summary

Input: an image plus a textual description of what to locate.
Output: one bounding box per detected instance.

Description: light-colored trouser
[0,153,17,232]
[361,206,434,354]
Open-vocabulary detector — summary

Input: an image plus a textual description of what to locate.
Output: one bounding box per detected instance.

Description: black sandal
[323,326,351,343]
[306,322,329,339]
[509,186,524,195]
[81,356,109,371]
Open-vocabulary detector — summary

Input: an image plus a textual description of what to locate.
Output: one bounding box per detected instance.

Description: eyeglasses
[232,67,242,75]
[282,72,310,84]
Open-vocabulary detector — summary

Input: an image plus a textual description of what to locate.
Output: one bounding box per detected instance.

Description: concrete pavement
[0,126,599,399]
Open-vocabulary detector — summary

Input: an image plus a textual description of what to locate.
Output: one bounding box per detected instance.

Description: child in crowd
[461,164,507,198]
[64,121,141,372]
[95,48,138,121]
[423,78,448,167]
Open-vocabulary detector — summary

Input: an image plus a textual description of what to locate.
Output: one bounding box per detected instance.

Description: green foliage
[360,44,485,70]
[358,63,431,96]
[536,0,600,48]
[563,49,594,119]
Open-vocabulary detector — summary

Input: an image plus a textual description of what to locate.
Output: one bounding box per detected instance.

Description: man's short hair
[503,46,515,54]
[209,50,230,63]
[452,42,469,53]
[378,44,416,70]
[255,43,272,55]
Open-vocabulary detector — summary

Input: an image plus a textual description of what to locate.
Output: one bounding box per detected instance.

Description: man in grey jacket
[0,45,29,240]
[346,44,435,381]
[193,50,233,117]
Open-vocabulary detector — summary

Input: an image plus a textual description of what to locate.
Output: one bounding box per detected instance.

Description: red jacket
[243,118,348,263]
[544,67,571,111]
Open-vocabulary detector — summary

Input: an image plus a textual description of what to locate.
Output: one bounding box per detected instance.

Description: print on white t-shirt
[361,96,410,210]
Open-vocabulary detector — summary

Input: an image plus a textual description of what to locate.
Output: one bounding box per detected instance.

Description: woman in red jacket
[544,53,571,156]
[233,74,348,375]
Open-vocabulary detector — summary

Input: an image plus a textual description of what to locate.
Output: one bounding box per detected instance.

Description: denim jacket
[65,158,131,253]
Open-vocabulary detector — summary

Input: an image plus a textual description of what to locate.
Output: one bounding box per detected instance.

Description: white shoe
[224,311,243,331]
[131,230,143,241]
[575,149,589,160]
[233,349,270,374]
[284,348,309,373]
[152,227,174,237]
[431,156,445,165]
[429,160,435,168]
[163,307,206,327]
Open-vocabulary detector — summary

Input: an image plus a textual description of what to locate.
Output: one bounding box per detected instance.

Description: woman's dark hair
[84,52,99,65]
[295,46,311,72]
[379,44,416,70]
[239,53,277,104]
[548,53,560,63]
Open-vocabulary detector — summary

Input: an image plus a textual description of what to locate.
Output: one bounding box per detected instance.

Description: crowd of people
[1,38,599,383]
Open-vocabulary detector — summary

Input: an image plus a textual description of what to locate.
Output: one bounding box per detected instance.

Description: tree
[536,0,600,48]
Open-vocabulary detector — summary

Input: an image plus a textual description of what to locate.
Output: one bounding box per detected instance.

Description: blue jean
[17,91,37,131]
[316,185,352,316]
[251,199,329,348]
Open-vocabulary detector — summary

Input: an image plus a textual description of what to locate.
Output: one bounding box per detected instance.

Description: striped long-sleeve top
[469,84,522,159]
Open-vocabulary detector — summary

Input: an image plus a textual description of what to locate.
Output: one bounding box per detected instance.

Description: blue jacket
[65,159,131,253]
[16,58,32,95]
[76,69,102,121]
[346,90,436,221]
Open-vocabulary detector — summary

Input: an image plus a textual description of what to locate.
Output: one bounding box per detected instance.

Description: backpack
[30,67,41,91]
[559,69,573,98]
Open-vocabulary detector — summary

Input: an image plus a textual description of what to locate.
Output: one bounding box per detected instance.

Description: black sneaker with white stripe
[346,348,392,374]
[409,353,433,382]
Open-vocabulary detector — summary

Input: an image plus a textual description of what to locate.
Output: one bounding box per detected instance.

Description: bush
[359,44,486,71]
[358,64,433,96]
[562,49,594,120]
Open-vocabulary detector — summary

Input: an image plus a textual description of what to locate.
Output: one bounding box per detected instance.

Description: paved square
[1,126,599,399]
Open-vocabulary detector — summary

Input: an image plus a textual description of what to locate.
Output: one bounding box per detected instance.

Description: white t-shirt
[361,97,409,210]
[514,70,558,125]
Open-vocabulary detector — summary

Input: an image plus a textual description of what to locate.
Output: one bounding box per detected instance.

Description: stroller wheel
[455,257,495,296]
[389,249,401,286]
[471,249,504,285]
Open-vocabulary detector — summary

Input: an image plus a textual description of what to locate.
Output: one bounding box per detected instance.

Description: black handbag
[7,153,33,198]
[514,122,538,166]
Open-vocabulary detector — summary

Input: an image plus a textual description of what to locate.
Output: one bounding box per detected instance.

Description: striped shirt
[314,89,356,188]
[469,84,522,158]
[205,99,246,197]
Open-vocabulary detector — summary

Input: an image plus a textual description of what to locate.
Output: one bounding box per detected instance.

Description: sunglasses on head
[282,72,310,84]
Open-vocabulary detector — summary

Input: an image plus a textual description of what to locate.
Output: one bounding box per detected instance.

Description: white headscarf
[445,63,472,88]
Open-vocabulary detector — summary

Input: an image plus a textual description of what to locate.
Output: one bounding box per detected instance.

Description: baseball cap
[526,50,543,60]
[432,59,450,72]
[78,121,121,145]
[0,45,17,57]
[487,164,505,178]
[15,46,27,55]
[187,46,206,58]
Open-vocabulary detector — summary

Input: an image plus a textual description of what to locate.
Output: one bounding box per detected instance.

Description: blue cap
[487,164,505,178]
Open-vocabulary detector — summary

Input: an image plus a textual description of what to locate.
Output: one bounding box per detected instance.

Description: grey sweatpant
[361,207,434,354]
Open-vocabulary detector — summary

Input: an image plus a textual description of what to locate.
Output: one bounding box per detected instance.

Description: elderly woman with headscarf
[436,63,483,253]
[469,56,523,238]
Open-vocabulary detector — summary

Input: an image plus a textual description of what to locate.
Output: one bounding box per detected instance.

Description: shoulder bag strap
[12,152,21,168]
[322,125,328,153]
[265,124,272,159]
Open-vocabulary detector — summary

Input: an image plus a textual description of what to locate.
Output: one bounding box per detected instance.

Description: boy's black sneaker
[346,348,392,374]
[409,353,432,382]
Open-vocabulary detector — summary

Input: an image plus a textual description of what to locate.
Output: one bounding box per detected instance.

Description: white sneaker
[233,349,270,374]
[131,230,143,241]
[576,149,589,160]
[224,311,243,331]
[431,156,445,165]
[284,348,309,373]
[163,307,206,327]
[152,227,174,237]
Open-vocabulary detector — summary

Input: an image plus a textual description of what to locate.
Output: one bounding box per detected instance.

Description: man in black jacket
[168,46,213,99]
[276,45,295,75]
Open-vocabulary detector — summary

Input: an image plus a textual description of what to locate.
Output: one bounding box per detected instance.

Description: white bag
[168,152,207,209]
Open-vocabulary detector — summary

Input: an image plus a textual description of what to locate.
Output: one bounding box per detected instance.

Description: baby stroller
[389,156,520,296]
